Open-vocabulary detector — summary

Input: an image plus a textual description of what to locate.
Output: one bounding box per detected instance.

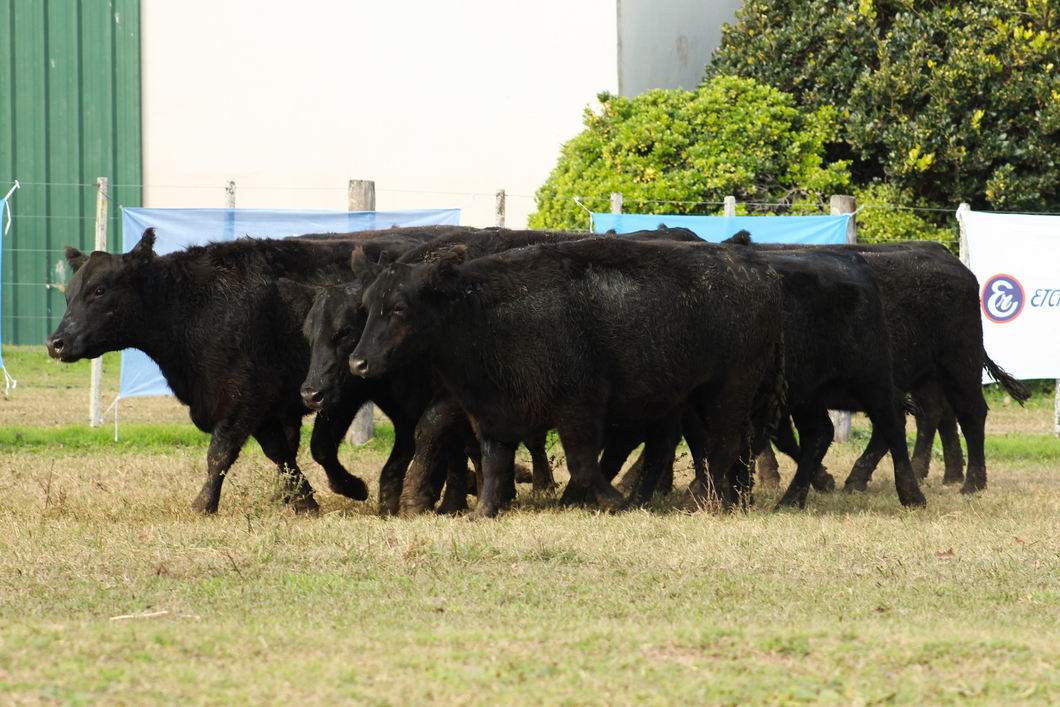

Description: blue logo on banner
[982,274,1025,323]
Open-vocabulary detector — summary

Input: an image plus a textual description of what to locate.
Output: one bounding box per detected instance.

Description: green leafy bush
[529,76,850,230]
[852,183,954,246]
[708,0,1060,212]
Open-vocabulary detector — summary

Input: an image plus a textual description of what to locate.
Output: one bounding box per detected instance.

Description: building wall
[140,0,620,228]
[617,0,742,96]
[0,0,142,345]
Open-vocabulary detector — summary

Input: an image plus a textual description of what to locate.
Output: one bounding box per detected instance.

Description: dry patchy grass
[1,351,1059,705]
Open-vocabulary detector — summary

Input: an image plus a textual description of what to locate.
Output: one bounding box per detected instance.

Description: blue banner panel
[591,212,851,245]
[118,208,460,398]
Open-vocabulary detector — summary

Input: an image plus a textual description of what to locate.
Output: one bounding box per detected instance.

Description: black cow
[291,225,473,241]
[347,226,708,515]
[754,249,926,508]
[45,228,435,514]
[349,238,784,518]
[730,235,1028,495]
[294,278,488,516]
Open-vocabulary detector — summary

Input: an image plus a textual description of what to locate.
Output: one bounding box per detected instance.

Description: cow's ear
[65,246,88,273]
[125,228,157,265]
[277,277,317,320]
[723,230,753,246]
[428,245,468,289]
[351,246,383,283]
[378,249,395,267]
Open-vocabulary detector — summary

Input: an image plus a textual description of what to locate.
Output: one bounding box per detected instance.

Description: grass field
[1,348,1059,705]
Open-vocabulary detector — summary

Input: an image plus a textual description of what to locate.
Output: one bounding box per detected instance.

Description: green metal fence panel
[0,0,141,346]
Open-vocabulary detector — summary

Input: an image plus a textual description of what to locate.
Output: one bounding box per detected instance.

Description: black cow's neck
[425,297,502,416]
[123,259,212,407]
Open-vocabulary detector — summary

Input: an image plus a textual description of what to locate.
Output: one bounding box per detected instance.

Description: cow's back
[444,239,782,425]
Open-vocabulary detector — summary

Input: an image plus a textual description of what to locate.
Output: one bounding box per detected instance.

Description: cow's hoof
[942,471,965,486]
[960,479,986,495]
[437,498,468,516]
[899,488,928,507]
[513,464,533,484]
[470,503,499,520]
[191,493,219,515]
[594,485,628,513]
[757,472,781,488]
[843,478,869,494]
[773,487,809,511]
[811,466,835,493]
[679,477,728,513]
[679,490,723,514]
[558,483,592,507]
[329,474,369,501]
[290,494,321,515]
[398,499,434,517]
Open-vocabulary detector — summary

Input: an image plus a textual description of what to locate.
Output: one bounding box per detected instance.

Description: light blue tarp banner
[118,207,460,399]
[592,212,851,245]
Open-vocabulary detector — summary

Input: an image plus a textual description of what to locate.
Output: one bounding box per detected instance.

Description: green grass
[0,424,211,451]
[2,347,1060,705]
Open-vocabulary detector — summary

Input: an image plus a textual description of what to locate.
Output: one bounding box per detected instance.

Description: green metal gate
[0,0,142,346]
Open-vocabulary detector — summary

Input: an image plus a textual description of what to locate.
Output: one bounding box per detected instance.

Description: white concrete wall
[617,0,742,96]
[140,0,619,228]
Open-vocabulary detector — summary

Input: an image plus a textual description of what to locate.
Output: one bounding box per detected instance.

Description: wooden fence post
[610,192,623,215]
[828,195,858,443]
[956,202,970,266]
[347,179,376,445]
[225,180,236,209]
[89,178,107,427]
[723,195,736,217]
[495,189,505,228]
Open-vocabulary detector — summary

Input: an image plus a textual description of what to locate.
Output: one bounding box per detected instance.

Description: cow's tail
[984,354,1031,406]
[759,336,788,436]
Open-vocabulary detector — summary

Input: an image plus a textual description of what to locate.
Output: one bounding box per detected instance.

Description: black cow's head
[349,245,467,379]
[297,282,366,410]
[46,228,158,362]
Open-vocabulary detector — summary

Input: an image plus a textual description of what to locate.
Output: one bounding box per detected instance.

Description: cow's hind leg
[437,436,472,515]
[471,437,517,519]
[861,390,927,507]
[254,418,319,514]
[775,409,833,510]
[908,382,945,480]
[558,421,627,513]
[628,414,682,506]
[937,403,965,485]
[193,427,249,514]
[525,431,555,494]
[944,381,988,494]
[399,394,464,516]
[756,443,781,486]
[684,382,756,512]
[843,425,888,492]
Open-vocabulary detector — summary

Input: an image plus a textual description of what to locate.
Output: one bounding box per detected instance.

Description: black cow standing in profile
[45,227,437,514]
[334,226,707,515]
[728,235,1028,495]
[349,238,784,518]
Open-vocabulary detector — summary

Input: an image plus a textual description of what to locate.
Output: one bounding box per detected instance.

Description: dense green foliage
[529,76,850,230]
[708,0,1060,212]
[852,183,953,244]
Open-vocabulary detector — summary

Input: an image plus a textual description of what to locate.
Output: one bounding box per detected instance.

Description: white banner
[963,210,1060,381]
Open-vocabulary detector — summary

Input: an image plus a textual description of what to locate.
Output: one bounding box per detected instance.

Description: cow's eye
[336,328,354,341]
[94,286,106,298]
[392,304,407,316]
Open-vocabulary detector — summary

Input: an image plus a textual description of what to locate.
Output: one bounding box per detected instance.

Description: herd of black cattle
[44,224,1029,519]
